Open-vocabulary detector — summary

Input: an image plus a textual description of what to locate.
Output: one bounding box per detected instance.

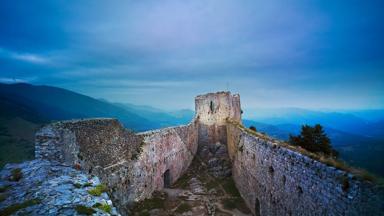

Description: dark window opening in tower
[210,101,214,112]
[163,169,171,188]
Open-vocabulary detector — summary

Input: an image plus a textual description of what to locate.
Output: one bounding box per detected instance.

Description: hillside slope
[0,97,46,167]
[0,83,157,131]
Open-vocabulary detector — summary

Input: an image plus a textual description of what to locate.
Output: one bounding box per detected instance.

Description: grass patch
[0,193,7,202]
[222,198,251,213]
[172,173,191,189]
[205,180,218,190]
[138,210,150,216]
[73,183,82,189]
[73,182,92,189]
[221,178,240,197]
[175,202,191,213]
[0,185,10,193]
[0,199,40,216]
[131,192,167,212]
[222,198,238,209]
[83,182,92,187]
[10,168,22,181]
[75,205,95,215]
[88,184,108,196]
[131,139,146,160]
[93,202,111,213]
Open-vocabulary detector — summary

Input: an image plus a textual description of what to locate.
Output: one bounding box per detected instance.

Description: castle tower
[195,91,242,146]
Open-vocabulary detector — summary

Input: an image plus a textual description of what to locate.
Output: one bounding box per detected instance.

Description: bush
[175,202,191,213]
[75,205,95,215]
[88,184,108,196]
[73,182,92,189]
[0,185,10,193]
[93,202,111,213]
[0,193,7,202]
[289,124,338,158]
[0,199,40,216]
[73,183,82,189]
[249,126,257,132]
[10,168,22,181]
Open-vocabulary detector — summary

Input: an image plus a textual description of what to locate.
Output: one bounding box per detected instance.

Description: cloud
[11,53,49,64]
[0,47,50,64]
[0,77,32,84]
[0,0,383,109]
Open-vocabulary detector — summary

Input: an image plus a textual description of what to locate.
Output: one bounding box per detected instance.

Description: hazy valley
[1,83,383,178]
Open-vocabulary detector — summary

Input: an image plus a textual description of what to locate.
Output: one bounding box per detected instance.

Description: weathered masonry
[35,91,384,215]
[36,119,198,214]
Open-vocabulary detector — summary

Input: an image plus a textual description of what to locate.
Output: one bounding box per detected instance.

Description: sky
[0,0,383,110]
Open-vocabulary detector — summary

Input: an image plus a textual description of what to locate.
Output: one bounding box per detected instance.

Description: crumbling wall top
[195,91,241,126]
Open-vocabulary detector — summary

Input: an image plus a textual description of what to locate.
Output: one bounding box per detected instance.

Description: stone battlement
[35,92,384,215]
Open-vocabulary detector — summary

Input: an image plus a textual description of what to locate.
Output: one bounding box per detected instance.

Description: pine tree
[289,124,338,158]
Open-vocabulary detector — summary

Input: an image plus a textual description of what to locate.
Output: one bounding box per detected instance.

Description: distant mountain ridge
[0,83,193,167]
[113,102,194,128]
[0,83,157,131]
[244,107,384,138]
[1,83,383,177]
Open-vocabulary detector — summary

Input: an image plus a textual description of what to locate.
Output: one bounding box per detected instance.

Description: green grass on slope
[0,118,40,168]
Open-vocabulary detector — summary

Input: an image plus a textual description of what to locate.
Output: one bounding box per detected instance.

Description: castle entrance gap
[163,169,171,188]
[255,198,261,216]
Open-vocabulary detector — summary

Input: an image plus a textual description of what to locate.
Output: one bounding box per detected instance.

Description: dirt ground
[130,157,252,216]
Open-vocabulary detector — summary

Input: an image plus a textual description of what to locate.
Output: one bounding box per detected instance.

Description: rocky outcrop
[34,118,198,214]
[0,159,119,215]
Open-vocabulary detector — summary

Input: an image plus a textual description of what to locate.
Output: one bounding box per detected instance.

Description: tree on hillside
[249,126,257,132]
[289,124,338,158]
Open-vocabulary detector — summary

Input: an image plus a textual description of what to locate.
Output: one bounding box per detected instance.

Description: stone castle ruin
[35,92,383,215]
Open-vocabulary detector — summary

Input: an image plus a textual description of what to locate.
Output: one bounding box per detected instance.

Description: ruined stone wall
[195,91,241,146]
[227,123,384,216]
[35,118,198,214]
[35,118,141,168]
[129,123,198,201]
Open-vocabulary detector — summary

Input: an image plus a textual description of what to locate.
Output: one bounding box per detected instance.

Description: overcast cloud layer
[1,0,383,109]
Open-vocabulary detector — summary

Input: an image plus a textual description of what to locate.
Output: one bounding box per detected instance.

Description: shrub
[73,183,82,189]
[138,210,150,216]
[238,145,244,153]
[0,185,10,193]
[222,178,241,197]
[175,202,191,213]
[75,205,95,215]
[222,198,236,209]
[10,168,22,181]
[83,182,93,187]
[88,184,108,196]
[93,202,111,213]
[222,197,245,210]
[74,182,92,189]
[173,173,191,189]
[249,126,257,132]
[0,193,7,202]
[131,194,166,212]
[0,199,40,216]
[342,177,350,192]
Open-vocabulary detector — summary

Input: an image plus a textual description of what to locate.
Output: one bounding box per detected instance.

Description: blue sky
[0,0,383,110]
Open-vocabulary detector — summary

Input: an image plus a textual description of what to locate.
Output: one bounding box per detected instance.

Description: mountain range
[0,83,383,177]
[0,83,194,167]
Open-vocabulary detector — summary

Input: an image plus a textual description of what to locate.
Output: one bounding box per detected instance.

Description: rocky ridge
[0,159,119,216]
